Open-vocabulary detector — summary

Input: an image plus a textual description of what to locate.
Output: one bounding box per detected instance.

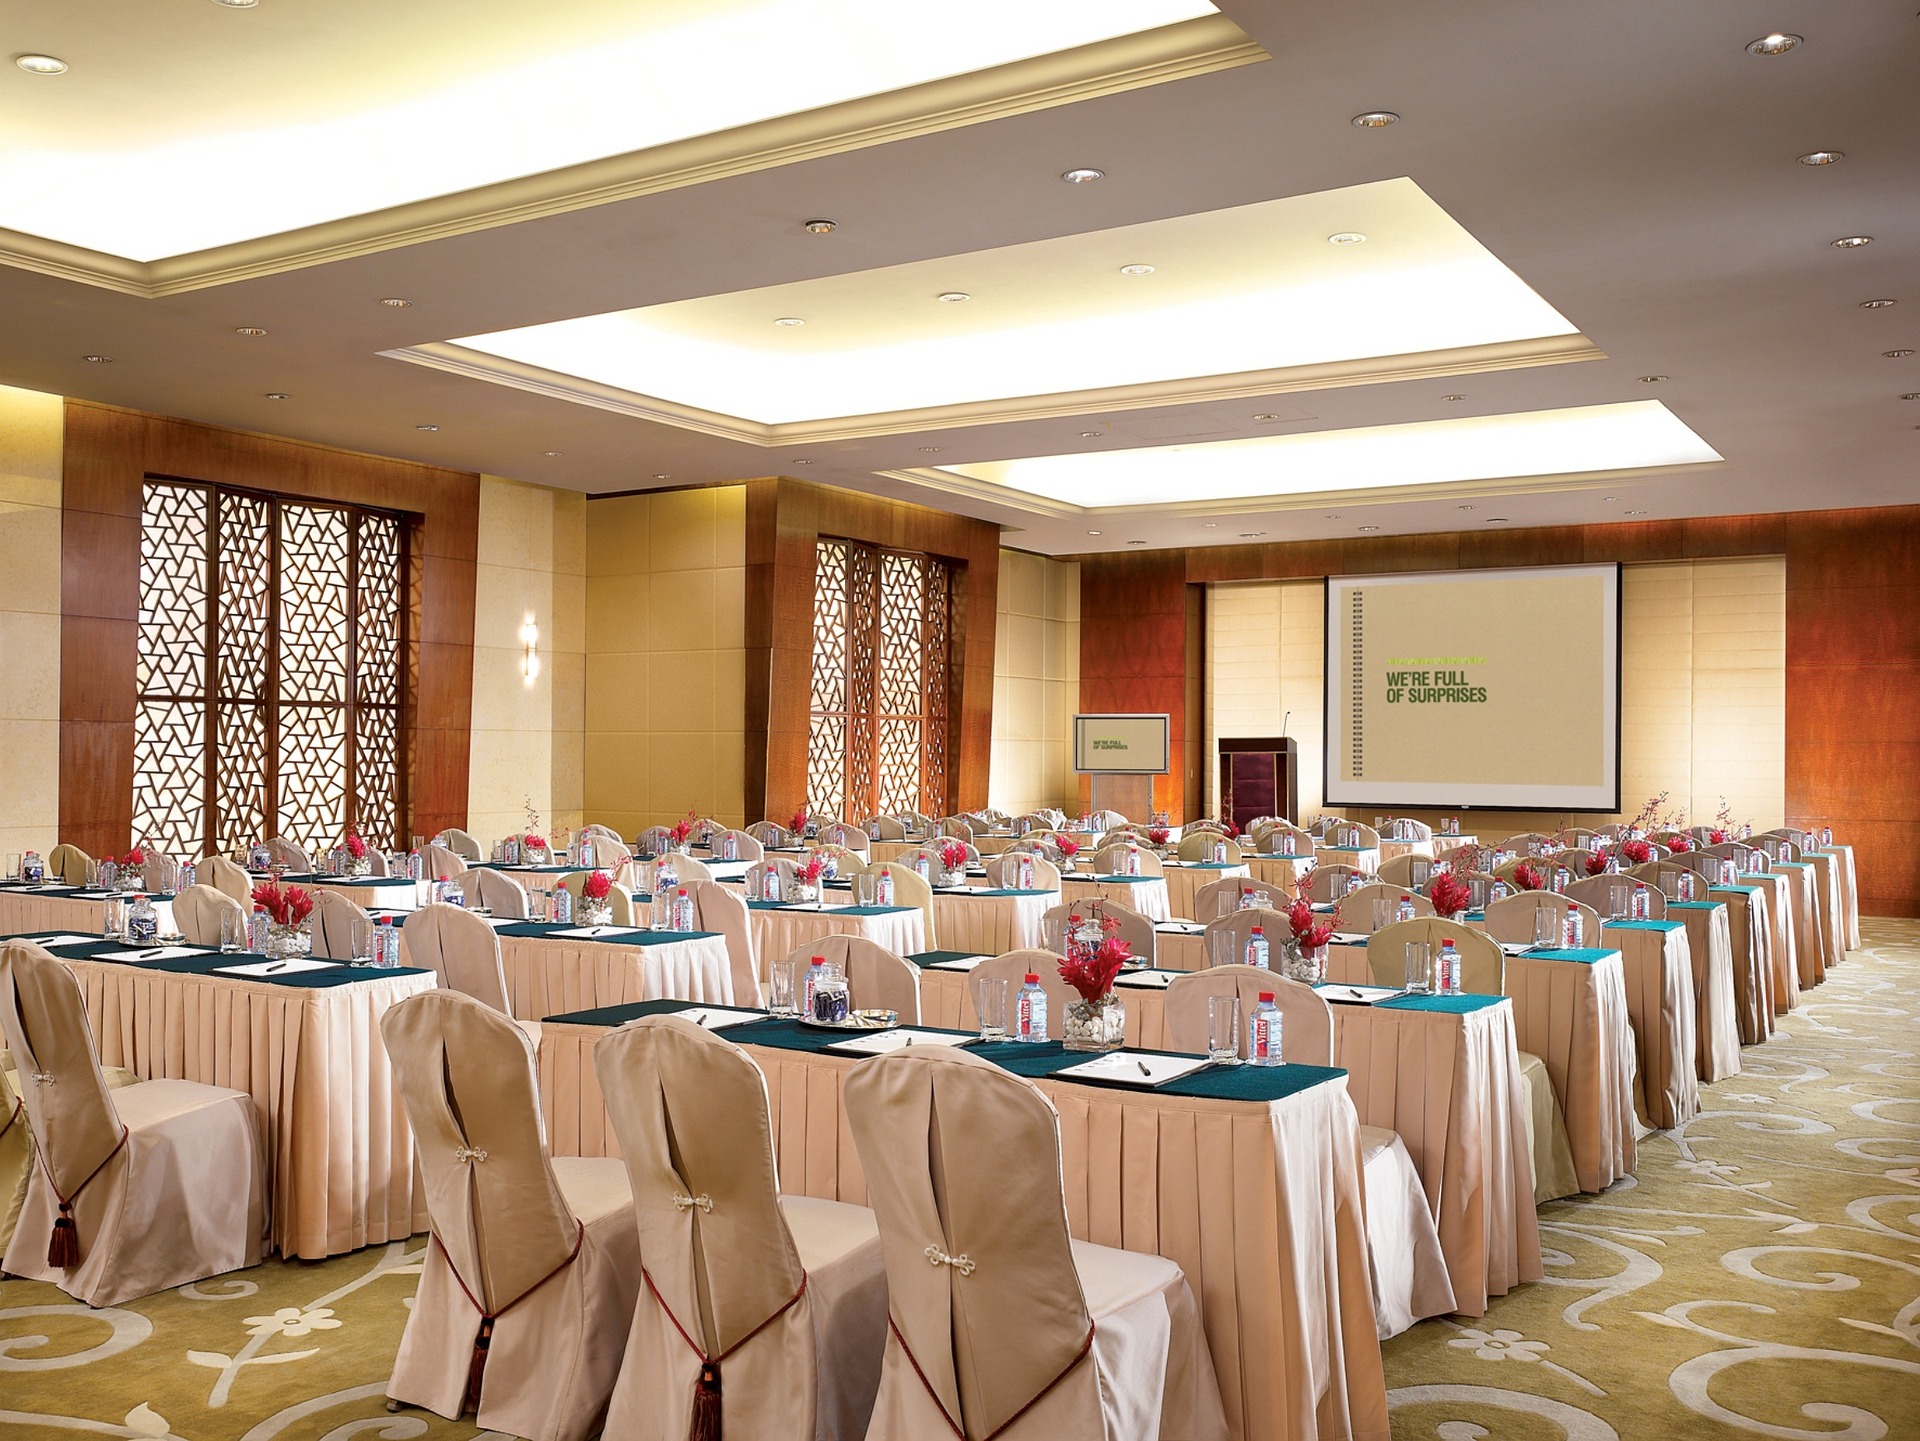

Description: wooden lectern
[1218,737,1298,830]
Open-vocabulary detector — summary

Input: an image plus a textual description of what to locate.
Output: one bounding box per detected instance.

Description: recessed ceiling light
[1797,150,1844,166]
[1357,524,1379,532]
[1745,32,1802,55]
[264,392,289,400]
[543,450,562,457]
[1885,350,1916,358]
[1457,504,1475,511]
[1061,168,1104,183]
[1351,111,1398,128]
[82,354,111,363]
[1239,531,1266,538]
[1079,431,1102,438]
[1861,299,1898,309]
[234,326,268,337]
[1202,522,1217,527]
[1901,393,1920,401]
[653,473,671,480]
[1126,539,1147,545]
[936,292,971,303]
[1602,496,1617,502]
[1832,236,1874,249]
[211,0,260,7]
[792,458,813,464]
[415,424,440,432]
[917,446,940,453]
[1626,510,1648,515]
[1440,394,1467,402]
[1486,517,1509,524]
[379,297,411,308]
[1119,264,1156,276]
[13,54,68,75]
[773,316,806,327]
[1327,232,1366,246]
[803,219,837,234]
[1252,413,1282,422]
[1638,375,1667,383]
[1087,529,1102,536]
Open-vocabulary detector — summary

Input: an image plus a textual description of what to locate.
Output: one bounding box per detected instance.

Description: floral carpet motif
[0,920,1914,1439]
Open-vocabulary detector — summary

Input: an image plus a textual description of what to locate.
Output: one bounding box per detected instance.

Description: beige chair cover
[1192,875,1268,922]
[458,866,530,918]
[1326,821,1381,849]
[1039,899,1156,968]
[967,950,1076,1038]
[747,857,801,899]
[1174,832,1238,863]
[47,844,94,885]
[1366,918,1505,996]
[821,823,870,854]
[1383,818,1433,841]
[555,872,637,926]
[595,1018,888,1440]
[361,846,393,878]
[424,843,468,881]
[867,864,938,948]
[311,889,374,961]
[200,852,253,903]
[937,817,975,841]
[381,992,638,1441]
[138,853,183,893]
[844,1045,1227,1441]
[715,828,768,862]
[748,822,794,848]
[891,847,960,886]
[1342,882,1435,934]
[1254,821,1315,858]
[1565,874,1667,921]
[984,853,1062,892]
[649,853,714,890]
[265,835,312,871]
[1087,809,1130,831]
[0,1049,140,1259]
[1503,832,1558,856]
[1374,853,1438,889]
[1564,828,1602,848]
[1161,968,1456,1335]
[1705,841,1765,872]
[0,941,264,1306]
[1483,893,1604,950]
[1091,843,1165,876]
[637,826,675,855]
[581,834,635,871]
[688,880,760,1006]
[402,904,537,1042]
[435,828,484,862]
[173,884,246,948]
[1199,907,1293,969]
[1632,859,1707,902]
[813,843,864,880]
[1551,847,1600,875]
[1307,864,1365,903]
[582,823,624,845]
[782,935,921,1023]
[870,816,909,842]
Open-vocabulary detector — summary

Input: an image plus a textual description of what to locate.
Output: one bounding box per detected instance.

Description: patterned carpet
[1,919,1914,1440]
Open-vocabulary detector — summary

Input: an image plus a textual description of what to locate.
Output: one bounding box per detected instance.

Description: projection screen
[1325,563,1621,811]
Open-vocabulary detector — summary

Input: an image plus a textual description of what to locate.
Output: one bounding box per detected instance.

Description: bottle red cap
[1258,992,1275,1003]
[1251,924,1263,934]
[810,956,824,966]
[1025,973,1040,984]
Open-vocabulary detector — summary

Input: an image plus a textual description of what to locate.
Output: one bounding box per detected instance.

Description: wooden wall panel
[742,477,999,823]
[1073,504,1920,914]
[58,400,480,856]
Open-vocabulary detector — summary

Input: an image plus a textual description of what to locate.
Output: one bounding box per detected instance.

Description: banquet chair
[1550,848,1601,876]
[581,823,624,849]
[1704,841,1765,873]
[893,847,962,885]
[555,873,637,926]
[199,853,254,904]
[424,843,468,881]
[1011,812,1053,836]
[593,1017,887,1440]
[685,880,761,1006]
[748,822,793,848]
[820,822,870,854]
[1343,882,1435,934]
[1758,826,1813,851]
[1175,832,1241,862]
[963,950,1077,1036]
[402,904,540,1046]
[1086,809,1131,832]
[636,825,674,856]
[47,843,94,885]
[1564,828,1603,849]
[381,991,638,1441]
[813,843,864,880]
[0,941,265,1306]
[174,884,246,947]
[1482,892,1604,951]
[1306,864,1365,904]
[1256,820,1315,858]
[355,846,393,878]
[782,936,921,1024]
[843,1044,1227,1441]
[712,828,767,861]
[904,811,938,836]
[1039,899,1156,967]
[1320,821,1382,850]
[1,1053,141,1259]
[1565,874,1667,921]
[870,815,910,842]
[138,853,183,894]
[1091,842,1164,876]
[984,853,1061,892]
[1200,907,1294,968]
[1503,831,1559,857]
[648,853,713,889]
[937,816,975,840]
[1375,853,1436,889]
[1184,819,1226,837]
[1445,871,1509,911]
[458,865,530,919]
[435,828,484,862]
[1191,874,1269,922]
[1382,818,1434,842]
[580,834,634,872]
[1163,968,1457,1337]
[264,836,312,871]
[311,889,374,961]
[1367,919,1580,1201]
[862,864,938,948]
[747,857,800,900]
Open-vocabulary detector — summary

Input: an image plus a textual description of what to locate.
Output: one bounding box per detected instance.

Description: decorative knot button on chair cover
[381,990,640,1441]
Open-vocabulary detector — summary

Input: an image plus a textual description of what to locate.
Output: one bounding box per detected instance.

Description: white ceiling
[0,0,1914,557]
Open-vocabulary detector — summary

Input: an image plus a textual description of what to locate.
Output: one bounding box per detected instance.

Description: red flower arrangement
[344,831,368,860]
[122,846,146,868]
[1667,836,1694,853]
[789,806,810,835]
[1513,861,1546,891]
[1428,870,1474,919]
[251,879,313,929]
[1617,838,1653,866]
[581,870,613,902]
[1147,826,1171,847]
[797,852,828,885]
[524,833,546,851]
[1220,819,1241,840]
[1707,829,1727,845]
[1286,896,1338,950]
[1056,835,1081,858]
[937,838,968,871]
[1584,851,1611,876]
[1058,913,1132,1002]
[668,810,695,846]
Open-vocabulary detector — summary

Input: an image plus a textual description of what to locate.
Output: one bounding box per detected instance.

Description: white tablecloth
[1060,874,1172,922]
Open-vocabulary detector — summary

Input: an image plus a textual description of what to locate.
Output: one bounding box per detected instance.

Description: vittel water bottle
[1721,859,1736,886]
[1491,880,1509,901]
[803,955,825,1018]
[248,906,269,953]
[674,887,694,932]
[377,916,398,968]
[1678,870,1695,902]
[1436,939,1461,995]
[177,860,195,894]
[407,850,424,881]
[1244,924,1269,970]
[867,817,881,839]
[1631,883,1651,921]
[763,867,781,902]
[1017,854,1035,890]
[1015,973,1048,1042]
[912,854,930,881]
[1213,839,1228,863]
[1249,992,1282,1067]
[1277,831,1295,856]
[1396,893,1416,924]
[551,885,574,924]
[1564,907,1584,949]
[875,870,894,907]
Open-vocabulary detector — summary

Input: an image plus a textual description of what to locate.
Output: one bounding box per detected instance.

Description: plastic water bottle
[1678,870,1695,902]
[248,906,269,953]
[1563,907,1584,949]
[1249,992,1283,1066]
[1436,939,1461,995]
[127,893,158,945]
[912,854,931,881]
[1015,973,1048,1043]
[1213,839,1228,863]
[1017,855,1035,890]
[875,870,894,908]
[1277,831,1295,856]
[1491,880,1509,901]
[1631,883,1651,921]
[551,885,574,924]
[1245,924,1270,970]
[762,866,781,901]
[674,887,694,932]
[374,916,396,968]
[1396,893,1416,924]
[177,860,195,894]
[803,955,825,1018]
[406,850,423,881]
[868,817,881,839]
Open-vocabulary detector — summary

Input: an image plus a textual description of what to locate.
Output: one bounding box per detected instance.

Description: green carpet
[2,919,1914,1439]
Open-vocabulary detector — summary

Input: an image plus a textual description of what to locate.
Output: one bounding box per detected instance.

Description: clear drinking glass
[1208,994,1242,1064]
[1371,897,1390,932]
[1208,929,1238,970]
[1403,940,1432,993]
[855,873,876,907]
[5,853,19,879]
[974,976,1008,1040]
[102,896,125,940]
[768,956,799,1017]
[1608,882,1628,919]
[219,906,245,953]
[1533,907,1558,949]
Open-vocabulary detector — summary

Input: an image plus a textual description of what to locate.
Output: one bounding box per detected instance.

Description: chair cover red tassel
[464,1315,495,1415]
[48,1202,79,1268]
[689,1361,723,1441]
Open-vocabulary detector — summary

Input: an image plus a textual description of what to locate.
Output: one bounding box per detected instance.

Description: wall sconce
[519,613,541,686]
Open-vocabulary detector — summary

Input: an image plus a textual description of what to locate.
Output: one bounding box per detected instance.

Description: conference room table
[10,929,431,1260]
[1243,853,1317,896]
[0,881,176,936]
[1739,872,1800,1013]
[1597,918,1699,1130]
[1160,859,1252,918]
[1708,885,1778,1044]
[911,954,1541,1318]
[1801,850,1848,971]
[1060,872,1172,922]
[1816,844,1861,949]
[742,898,926,973]
[924,884,1052,952]
[301,874,425,911]
[1767,860,1828,988]
[1318,844,1381,877]
[535,998,1390,1441]
[1661,900,1743,1080]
